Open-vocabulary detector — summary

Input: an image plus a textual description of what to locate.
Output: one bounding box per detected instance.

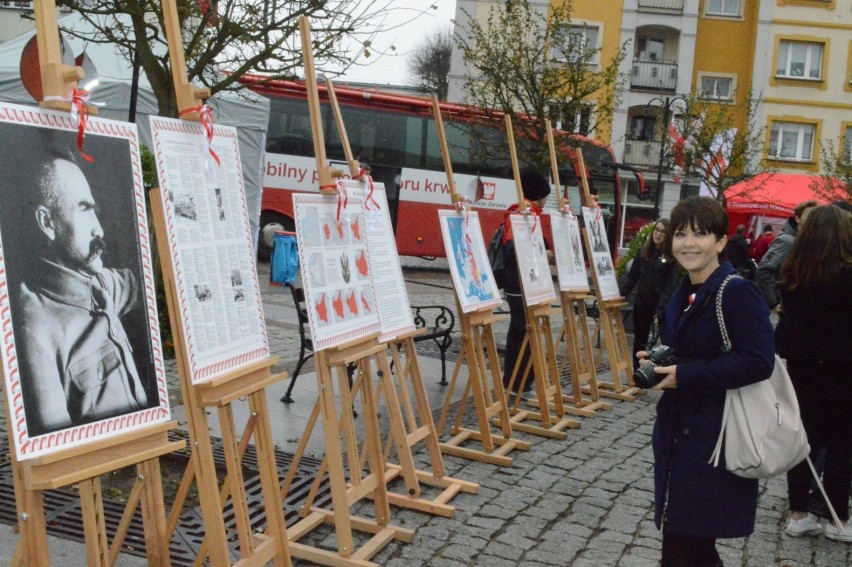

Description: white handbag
[708,275,810,479]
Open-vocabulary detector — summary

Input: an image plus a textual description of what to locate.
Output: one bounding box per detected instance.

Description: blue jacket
[653,262,775,538]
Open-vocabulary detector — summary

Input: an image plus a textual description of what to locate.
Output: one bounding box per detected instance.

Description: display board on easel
[147,0,293,564]
[432,99,529,467]
[544,119,610,417]
[0,80,179,567]
[497,115,579,439]
[575,151,641,401]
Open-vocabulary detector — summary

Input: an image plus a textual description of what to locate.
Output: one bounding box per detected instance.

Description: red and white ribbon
[561,202,576,220]
[360,168,380,210]
[335,179,349,222]
[44,88,103,163]
[179,104,220,169]
[454,199,474,255]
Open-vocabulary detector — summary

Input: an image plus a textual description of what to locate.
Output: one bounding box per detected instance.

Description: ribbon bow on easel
[179,104,220,171]
[44,87,104,163]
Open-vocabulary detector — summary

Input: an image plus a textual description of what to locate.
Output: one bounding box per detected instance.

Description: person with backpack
[639,196,775,566]
[775,204,852,541]
[493,168,552,396]
[756,200,818,311]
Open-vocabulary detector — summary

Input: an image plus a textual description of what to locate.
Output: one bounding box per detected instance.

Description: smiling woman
[643,196,775,566]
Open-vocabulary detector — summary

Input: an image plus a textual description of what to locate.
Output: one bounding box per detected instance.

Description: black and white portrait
[0,116,163,444]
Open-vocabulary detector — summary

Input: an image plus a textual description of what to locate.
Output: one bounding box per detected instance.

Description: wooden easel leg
[218,404,256,558]
[139,458,172,567]
[79,478,109,567]
[249,388,293,567]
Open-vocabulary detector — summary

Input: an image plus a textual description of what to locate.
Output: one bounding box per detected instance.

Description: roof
[725,172,830,217]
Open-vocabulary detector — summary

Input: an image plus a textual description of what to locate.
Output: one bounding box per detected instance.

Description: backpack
[487,224,506,289]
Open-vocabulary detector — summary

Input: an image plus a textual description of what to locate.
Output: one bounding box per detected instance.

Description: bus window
[266,97,314,156]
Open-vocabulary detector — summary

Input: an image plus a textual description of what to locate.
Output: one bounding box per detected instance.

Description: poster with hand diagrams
[438,209,502,313]
[548,212,590,292]
[509,213,557,306]
[0,102,170,459]
[342,179,415,342]
[582,207,620,301]
[293,193,380,350]
[151,116,270,384]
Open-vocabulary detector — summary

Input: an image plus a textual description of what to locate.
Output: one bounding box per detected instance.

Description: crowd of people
[494,189,851,566]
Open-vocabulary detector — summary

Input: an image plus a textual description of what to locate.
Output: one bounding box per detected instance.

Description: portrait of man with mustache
[0,136,158,437]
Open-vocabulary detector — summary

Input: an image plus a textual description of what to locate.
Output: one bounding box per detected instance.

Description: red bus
[244,78,641,259]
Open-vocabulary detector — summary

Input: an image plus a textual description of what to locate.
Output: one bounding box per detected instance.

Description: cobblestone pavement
[1,260,849,566]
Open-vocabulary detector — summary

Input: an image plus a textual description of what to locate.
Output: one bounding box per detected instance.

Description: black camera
[633,345,678,389]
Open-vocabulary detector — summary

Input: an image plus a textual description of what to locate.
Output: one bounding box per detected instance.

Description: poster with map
[438,209,502,313]
[548,212,590,292]
[582,207,620,301]
[509,214,556,306]
[293,193,380,350]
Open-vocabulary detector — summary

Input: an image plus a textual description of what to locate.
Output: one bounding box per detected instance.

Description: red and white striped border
[151,118,269,384]
[0,103,170,458]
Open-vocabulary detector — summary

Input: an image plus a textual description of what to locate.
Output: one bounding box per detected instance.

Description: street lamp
[645,95,687,214]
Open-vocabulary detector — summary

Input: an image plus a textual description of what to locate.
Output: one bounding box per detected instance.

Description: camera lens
[633,364,661,389]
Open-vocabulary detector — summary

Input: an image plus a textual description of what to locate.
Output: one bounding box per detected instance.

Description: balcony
[623,139,662,169]
[631,59,678,91]
[638,0,684,11]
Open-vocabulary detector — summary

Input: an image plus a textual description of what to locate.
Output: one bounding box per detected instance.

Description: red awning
[725,173,830,217]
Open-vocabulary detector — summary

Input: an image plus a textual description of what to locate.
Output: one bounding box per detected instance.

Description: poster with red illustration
[293,193,380,350]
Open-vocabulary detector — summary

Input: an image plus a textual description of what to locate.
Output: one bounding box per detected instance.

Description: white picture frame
[582,207,620,301]
[438,209,502,313]
[509,213,557,306]
[548,212,590,293]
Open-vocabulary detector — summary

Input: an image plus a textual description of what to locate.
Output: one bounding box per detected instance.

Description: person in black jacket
[722,224,754,279]
[620,219,674,369]
[776,204,852,542]
[500,169,552,395]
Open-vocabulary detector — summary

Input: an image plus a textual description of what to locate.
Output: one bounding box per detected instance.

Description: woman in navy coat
[640,197,775,566]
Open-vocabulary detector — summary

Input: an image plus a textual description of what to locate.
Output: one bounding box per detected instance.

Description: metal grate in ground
[0,431,332,566]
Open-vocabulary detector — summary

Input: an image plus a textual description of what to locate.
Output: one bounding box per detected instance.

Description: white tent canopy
[0,13,270,247]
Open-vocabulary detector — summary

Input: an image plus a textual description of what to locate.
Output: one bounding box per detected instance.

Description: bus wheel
[258,211,294,262]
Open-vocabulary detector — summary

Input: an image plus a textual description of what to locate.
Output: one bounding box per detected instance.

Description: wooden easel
[282,336,415,567]
[6,3,182,564]
[153,4,292,565]
[431,98,530,467]
[499,115,580,439]
[323,73,478,518]
[576,151,641,402]
[544,120,611,417]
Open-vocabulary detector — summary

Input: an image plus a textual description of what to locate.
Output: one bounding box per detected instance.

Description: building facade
[449,0,851,248]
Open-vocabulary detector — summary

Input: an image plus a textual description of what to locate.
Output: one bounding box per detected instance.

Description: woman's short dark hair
[670,196,728,240]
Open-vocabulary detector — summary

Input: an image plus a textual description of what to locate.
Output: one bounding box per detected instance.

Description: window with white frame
[769,122,815,161]
[549,102,593,137]
[845,126,852,158]
[706,0,740,16]
[552,24,600,64]
[699,75,734,100]
[776,40,823,80]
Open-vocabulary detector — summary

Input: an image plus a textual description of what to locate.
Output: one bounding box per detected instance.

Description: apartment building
[449,0,850,247]
[752,0,852,175]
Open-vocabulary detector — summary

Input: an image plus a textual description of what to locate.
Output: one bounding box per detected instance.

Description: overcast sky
[334,0,456,86]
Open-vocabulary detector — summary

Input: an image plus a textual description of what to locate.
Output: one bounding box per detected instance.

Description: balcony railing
[638,0,684,10]
[630,59,678,91]
[623,139,662,169]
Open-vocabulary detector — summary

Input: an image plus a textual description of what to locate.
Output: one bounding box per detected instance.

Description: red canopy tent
[724,173,829,234]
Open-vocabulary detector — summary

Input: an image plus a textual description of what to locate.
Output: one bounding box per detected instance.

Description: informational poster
[509,214,557,306]
[548,212,590,292]
[342,180,415,343]
[150,116,270,384]
[293,193,380,350]
[438,209,502,313]
[0,102,170,459]
[582,207,620,301]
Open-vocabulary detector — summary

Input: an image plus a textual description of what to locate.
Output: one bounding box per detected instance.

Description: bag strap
[715,273,739,353]
[708,273,740,468]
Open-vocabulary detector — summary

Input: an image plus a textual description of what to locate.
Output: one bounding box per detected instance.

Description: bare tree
[50,1,431,117]
[810,139,852,203]
[454,0,628,170]
[665,89,768,203]
[407,25,452,100]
